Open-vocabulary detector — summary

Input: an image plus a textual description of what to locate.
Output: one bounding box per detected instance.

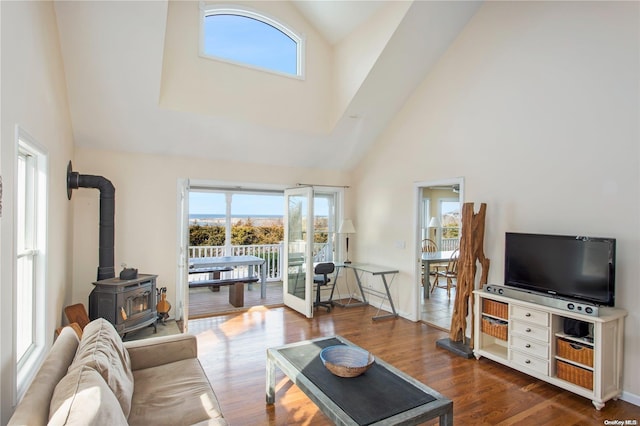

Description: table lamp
[339,219,356,264]
[428,217,440,241]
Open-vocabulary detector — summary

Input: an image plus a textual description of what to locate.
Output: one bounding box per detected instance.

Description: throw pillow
[69,318,134,417]
[49,364,128,425]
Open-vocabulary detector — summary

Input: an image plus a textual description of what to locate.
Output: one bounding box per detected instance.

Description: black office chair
[313,262,335,312]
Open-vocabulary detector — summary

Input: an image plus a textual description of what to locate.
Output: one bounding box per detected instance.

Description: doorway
[176,181,344,324]
[415,178,463,330]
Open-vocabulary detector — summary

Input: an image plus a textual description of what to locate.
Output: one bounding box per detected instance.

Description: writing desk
[190,255,267,298]
[332,262,399,320]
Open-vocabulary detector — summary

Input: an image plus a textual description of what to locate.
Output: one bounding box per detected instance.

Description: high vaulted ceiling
[54,1,482,171]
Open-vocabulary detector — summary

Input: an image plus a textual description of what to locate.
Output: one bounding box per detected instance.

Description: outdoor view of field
[189,216,330,246]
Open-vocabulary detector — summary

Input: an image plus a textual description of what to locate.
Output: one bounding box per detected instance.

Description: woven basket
[320,345,374,378]
[557,360,593,390]
[481,317,508,341]
[557,338,594,367]
[482,299,509,320]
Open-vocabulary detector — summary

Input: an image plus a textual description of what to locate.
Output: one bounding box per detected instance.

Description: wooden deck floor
[189,281,284,318]
[188,305,640,426]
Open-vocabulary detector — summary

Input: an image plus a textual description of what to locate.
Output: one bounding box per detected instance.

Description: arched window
[200,6,304,78]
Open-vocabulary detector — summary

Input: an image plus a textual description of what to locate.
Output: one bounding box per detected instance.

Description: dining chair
[432,249,459,298]
[313,262,335,312]
[421,238,437,253]
[421,239,440,292]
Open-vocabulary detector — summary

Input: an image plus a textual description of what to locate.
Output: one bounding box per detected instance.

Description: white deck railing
[189,244,282,281]
[189,243,332,282]
[441,238,459,251]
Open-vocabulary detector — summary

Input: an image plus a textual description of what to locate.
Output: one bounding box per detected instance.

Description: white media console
[473,286,627,410]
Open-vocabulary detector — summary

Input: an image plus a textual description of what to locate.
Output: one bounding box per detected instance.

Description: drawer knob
[525,344,531,348]
[526,328,532,332]
[525,359,531,364]
[525,313,532,317]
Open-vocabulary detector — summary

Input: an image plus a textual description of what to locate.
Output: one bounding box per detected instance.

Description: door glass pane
[313,194,333,262]
[440,200,460,237]
[287,194,307,299]
[189,191,226,250]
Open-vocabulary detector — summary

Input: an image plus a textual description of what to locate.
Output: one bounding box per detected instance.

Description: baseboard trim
[620,390,640,407]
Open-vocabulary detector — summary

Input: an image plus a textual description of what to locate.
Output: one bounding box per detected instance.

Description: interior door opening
[416,178,463,331]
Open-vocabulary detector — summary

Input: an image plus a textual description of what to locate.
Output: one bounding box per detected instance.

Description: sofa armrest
[124,333,197,371]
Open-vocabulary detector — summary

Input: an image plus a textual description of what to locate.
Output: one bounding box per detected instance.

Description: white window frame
[422,198,431,240]
[199,3,305,79]
[15,127,48,400]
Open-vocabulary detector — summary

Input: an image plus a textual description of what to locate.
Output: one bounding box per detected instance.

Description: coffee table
[266,335,453,425]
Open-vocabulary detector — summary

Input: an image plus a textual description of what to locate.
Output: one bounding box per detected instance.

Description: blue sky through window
[189,192,328,217]
[203,14,298,76]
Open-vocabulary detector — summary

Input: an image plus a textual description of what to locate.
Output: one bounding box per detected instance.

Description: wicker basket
[320,345,375,378]
[557,360,593,390]
[482,299,508,320]
[481,316,508,341]
[557,338,594,368]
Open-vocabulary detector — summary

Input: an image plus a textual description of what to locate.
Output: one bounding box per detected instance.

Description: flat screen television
[504,232,616,307]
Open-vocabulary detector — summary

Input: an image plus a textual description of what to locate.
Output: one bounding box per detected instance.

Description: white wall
[332,1,410,125]
[71,147,351,319]
[0,1,75,422]
[352,1,640,400]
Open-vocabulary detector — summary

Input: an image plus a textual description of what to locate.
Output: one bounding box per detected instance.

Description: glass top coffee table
[266,335,453,425]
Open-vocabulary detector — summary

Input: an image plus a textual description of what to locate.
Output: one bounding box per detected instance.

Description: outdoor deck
[189,281,285,318]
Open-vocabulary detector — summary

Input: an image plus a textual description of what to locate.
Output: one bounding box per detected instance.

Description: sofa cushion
[69,318,134,417]
[49,364,128,426]
[8,327,80,426]
[128,358,227,426]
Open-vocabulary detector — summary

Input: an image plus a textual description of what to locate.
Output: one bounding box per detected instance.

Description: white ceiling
[54,1,482,171]
[291,1,387,45]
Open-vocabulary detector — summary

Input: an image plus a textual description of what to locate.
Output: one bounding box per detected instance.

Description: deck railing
[189,244,282,281]
[189,243,332,282]
[441,238,459,251]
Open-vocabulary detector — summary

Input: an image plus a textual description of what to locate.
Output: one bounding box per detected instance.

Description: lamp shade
[339,219,356,234]
[428,217,441,228]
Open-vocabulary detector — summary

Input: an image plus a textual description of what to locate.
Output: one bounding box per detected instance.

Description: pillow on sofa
[49,364,128,426]
[69,318,134,417]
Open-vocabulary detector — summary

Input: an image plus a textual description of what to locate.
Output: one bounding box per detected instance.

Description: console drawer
[511,350,549,375]
[511,305,549,326]
[511,335,549,359]
[511,320,549,343]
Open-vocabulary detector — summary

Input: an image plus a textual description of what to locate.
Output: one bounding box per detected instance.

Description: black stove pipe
[66,161,116,281]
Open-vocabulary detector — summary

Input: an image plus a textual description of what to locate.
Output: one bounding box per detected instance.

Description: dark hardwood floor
[187,305,640,425]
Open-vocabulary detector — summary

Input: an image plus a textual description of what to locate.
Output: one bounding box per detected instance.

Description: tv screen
[504,233,615,306]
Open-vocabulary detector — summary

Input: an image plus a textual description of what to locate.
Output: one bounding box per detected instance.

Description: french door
[283,187,314,317]
[176,178,190,330]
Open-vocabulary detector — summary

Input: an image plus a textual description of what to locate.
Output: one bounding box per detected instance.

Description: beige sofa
[9,318,227,426]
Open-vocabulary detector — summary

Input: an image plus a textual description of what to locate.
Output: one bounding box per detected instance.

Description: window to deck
[200,6,304,78]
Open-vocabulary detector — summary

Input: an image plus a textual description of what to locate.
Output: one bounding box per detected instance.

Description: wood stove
[89,274,157,336]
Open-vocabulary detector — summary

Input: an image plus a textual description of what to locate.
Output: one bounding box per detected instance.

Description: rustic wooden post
[448,203,490,347]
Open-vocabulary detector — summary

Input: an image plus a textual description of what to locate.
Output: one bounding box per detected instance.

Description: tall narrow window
[16,130,47,396]
[16,149,35,363]
[200,6,304,77]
